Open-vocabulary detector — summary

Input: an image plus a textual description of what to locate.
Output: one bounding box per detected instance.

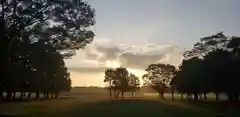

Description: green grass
[0,91,240,117]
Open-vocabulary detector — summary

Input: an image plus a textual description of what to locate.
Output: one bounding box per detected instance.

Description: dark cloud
[119,52,165,69]
[96,45,121,61]
[85,43,121,62]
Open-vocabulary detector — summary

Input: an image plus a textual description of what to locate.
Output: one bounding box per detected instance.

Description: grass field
[0,88,240,117]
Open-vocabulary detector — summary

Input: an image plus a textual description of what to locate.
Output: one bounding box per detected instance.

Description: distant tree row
[104,67,140,98]
[142,32,240,102]
[3,41,71,100]
[0,0,95,100]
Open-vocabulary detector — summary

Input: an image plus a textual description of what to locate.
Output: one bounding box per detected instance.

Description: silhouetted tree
[4,41,71,100]
[0,0,95,100]
[172,32,240,102]
[104,68,116,97]
[104,67,140,98]
[172,57,206,101]
[184,32,228,58]
[128,73,140,96]
[143,64,176,99]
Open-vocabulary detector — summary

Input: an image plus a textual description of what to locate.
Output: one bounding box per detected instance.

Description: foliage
[171,32,240,101]
[1,0,95,58]
[0,0,95,100]
[104,67,140,98]
[3,41,71,99]
[142,63,176,98]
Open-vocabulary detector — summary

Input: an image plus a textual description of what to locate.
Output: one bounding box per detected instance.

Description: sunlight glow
[127,68,146,86]
[104,60,121,68]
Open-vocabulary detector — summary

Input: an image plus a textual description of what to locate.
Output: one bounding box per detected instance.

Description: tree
[184,32,228,58]
[178,32,229,101]
[4,41,72,100]
[171,57,206,101]
[143,64,176,99]
[173,33,240,101]
[114,67,129,98]
[128,73,140,96]
[104,68,116,97]
[104,67,140,98]
[0,0,95,99]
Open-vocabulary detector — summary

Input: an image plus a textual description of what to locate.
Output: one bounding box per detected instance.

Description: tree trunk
[160,91,164,99]
[114,90,116,98]
[121,91,124,99]
[233,93,239,101]
[0,91,3,100]
[0,29,12,101]
[46,93,49,99]
[199,94,202,100]
[204,93,207,100]
[12,92,16,99]
[28,93,31,99]
[109,87,112,97]
[6,91,12,100]
[114,91,118,98]
[193,92,198,101]
[0,45,7,101]
[131,92,134,97]
[187,93,192,100]
[215,92,219,101]
[43,93,46,98]
[36,92,40,100]
[228,93,233,102]
[51,92,54,99]
[54,92,59,98]
[181,93,184,101]
[20,92,24,99]
[171,91,174,101]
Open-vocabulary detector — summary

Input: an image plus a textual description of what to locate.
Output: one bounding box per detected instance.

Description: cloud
[66,38,183,71]
[65,38,183,87]
[119,44,182,69]
[119,53,164,69]
[68,67,106,73]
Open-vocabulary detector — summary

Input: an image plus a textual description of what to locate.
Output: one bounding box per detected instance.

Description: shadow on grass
[2,99,240,117]
[0,96,76,104]
[184,100,240,117]
[56,99,221,117]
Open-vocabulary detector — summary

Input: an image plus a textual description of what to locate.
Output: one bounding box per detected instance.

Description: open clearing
[0,88,240,117]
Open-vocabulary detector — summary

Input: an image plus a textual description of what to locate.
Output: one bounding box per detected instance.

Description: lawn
[0,89,240,117]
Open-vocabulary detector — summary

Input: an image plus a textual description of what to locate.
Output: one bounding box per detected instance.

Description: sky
[65,0,240,87]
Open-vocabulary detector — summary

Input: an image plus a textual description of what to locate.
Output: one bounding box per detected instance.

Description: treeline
[104,67,140,98]
[143,32,240,101]
[0,0,95,100]
[2,41,71,100]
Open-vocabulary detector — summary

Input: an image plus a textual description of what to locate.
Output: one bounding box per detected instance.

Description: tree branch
[13,0,22,16]
[25,5,49,26]
[1,0,4,18]
[3,0,14,12]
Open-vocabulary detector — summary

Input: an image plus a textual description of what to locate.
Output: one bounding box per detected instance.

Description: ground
[0,88,240,117]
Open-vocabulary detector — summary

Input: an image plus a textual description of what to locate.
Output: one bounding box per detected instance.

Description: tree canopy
[171,32,240,101]
[0,0,95,100]
[142,63,176,99]
[104,67,140,98]
[1,0,95,58]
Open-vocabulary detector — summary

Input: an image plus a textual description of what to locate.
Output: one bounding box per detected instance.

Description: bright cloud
[65,37,184,86]
[66,37,183,71]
